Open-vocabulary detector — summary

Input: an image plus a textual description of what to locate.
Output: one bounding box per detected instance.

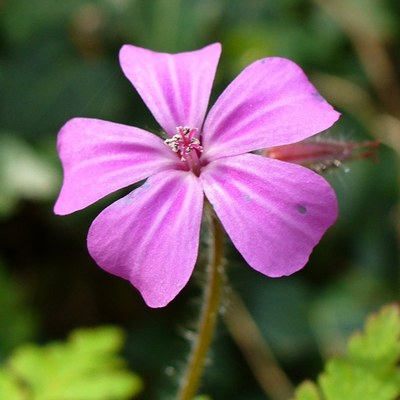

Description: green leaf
[0,370,25,400]
[293,304,400,400]
[0,326,142,400]
[293,381,321,400]
[319,358,398,400]
[347,305,400,374]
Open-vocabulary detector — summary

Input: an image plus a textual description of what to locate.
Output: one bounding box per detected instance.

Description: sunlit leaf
[293,305,400,400]
[319,358,398,400]
[0,326,142,400]
[0,370,24,400]
[294,381,321,400]
[348,304,400,373]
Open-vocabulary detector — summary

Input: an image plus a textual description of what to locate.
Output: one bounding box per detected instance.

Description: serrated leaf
[348,304,400,374]
[49,371,142,400]
[70,326,125,354]
[1,326,142,400]
[294,304,400,400]
[319,358,398,400]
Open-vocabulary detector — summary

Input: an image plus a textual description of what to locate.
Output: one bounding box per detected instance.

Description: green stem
[177,205,225,400]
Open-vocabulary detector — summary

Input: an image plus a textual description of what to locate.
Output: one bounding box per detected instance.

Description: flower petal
[87,170,204,308]
[54,118,181,215]
[119,43,221,136]
[200,153,337,277]
[202,57,340,161]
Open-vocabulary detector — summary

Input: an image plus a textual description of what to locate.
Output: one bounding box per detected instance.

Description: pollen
[164,126,203,161]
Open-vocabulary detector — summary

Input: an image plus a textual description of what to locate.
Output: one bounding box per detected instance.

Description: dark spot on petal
[296,204,307,214]
[243,193,252,202]
[261,59,266,64]
[311,92,324,102]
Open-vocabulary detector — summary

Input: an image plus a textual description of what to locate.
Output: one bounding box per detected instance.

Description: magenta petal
[119,43,221,136]
[87,170,204,308]
[54,118,180,215]
[200,154,338,277]
[202,57,340,161]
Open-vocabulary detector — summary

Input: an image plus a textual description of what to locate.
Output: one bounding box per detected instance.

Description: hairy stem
[177,205,225,400]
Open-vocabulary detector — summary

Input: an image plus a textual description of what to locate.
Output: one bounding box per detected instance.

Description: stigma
[164,126,203,162]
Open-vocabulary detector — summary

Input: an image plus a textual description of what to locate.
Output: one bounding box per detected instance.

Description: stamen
[164,126,203,162]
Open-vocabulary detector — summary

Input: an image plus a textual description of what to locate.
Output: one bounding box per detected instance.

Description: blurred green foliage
[1,0,399,399]
[0,259,37,357]
[294,304,400,400]
[0,326,142,400]
[0,134,58,216]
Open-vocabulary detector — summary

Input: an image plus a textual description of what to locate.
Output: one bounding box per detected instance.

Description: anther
[164,126,203,162]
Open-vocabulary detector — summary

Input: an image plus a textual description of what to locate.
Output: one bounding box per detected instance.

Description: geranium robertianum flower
[54,43,340,308]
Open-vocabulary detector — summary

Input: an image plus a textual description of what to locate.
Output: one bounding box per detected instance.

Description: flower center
[164,126,203,173]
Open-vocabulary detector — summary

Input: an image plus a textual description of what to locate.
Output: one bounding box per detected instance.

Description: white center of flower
[164,126,203,162]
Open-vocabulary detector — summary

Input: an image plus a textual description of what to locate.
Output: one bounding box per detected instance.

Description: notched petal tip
[118,42,221,136]
[87,170,204,308]
[119,42,221,59]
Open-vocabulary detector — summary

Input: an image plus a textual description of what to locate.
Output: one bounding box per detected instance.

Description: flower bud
[264,138,380,173]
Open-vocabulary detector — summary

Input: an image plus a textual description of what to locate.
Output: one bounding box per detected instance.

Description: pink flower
[54,43,340,308]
